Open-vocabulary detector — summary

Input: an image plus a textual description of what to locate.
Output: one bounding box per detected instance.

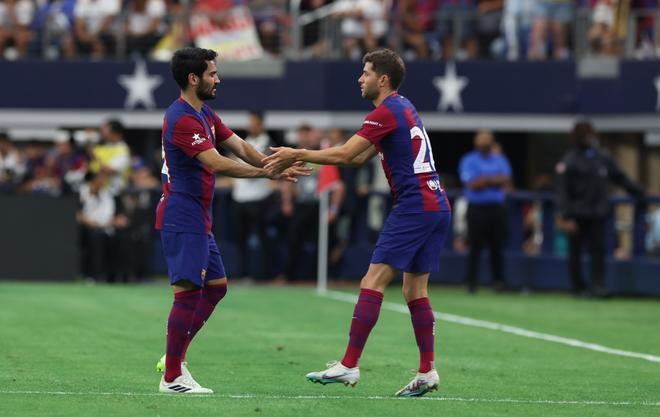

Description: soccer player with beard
[263,48,452,397]
[155,47,309,394]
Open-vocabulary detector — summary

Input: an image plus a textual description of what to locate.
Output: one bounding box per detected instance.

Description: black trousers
[285,202,320,281]
[465,203,507,290]
[233,198,272,280]
[567,217,606,292]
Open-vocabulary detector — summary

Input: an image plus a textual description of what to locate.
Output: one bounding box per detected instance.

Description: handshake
[262,147,307,182]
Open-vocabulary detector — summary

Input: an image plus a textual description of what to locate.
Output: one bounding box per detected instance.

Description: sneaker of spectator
[0,0,35,59]
[528,0,575,60]
[334,0,389,60]
[62,0,121,59]
[123,0,167,57]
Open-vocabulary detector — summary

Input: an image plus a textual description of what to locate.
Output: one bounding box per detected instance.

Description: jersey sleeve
[356,106,397,145]
[171,115,215,158]
[212,112,234,143]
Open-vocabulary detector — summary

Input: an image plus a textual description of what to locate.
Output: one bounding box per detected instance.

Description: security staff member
[556,120,645,298]
[459,130,512,293]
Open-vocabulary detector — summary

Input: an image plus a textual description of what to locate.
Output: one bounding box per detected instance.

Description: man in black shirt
[555,120,645,297]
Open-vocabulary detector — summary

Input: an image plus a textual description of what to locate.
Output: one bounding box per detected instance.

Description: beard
[361,83,379,101]
[196,81,217,101]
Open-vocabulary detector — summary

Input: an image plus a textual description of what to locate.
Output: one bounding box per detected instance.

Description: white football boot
[395,369,439,397]
[306,361,360,387]
[159,374,213,394]
[156,354,213,394]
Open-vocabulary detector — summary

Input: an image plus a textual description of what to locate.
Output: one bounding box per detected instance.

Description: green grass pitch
[1,281,658,417]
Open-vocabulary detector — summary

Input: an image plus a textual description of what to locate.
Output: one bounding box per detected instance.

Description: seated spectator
[334,0,389,59]
[500,0,535,60]
[300,0,331,57]
[528,0,575,60]
[395,0,440,59]
[0,0,35,59]
[0,131,26,192]
[476,0,504,57]
[250,0,289,55]
[30,0,77,59]
[588,0,616,55]
[123,0,167,57]
[62,0,120,59]
[435,0,479,60]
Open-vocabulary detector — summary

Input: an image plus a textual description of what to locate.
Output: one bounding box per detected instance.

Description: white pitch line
[321,290,660,364]
[0,391,658,407]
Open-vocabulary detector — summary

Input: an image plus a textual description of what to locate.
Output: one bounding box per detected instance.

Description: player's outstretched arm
[219,134,268,168]
[345,145,378,167]
[262,134,373,174]
[197,148,269,178]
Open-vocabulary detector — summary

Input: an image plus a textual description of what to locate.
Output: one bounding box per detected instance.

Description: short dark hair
[171,47,218,89]
[104,119,125,136]
[571,119,595,143]
[362,48,406,90]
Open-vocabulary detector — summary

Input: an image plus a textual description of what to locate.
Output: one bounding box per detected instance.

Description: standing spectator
[555,120,645,298]
[0,0,35,59]
[459,130,512,293]
[123,0,167,57]
[113,158,158,281]
[62,0,120,59]
[89,119,131,195]
[231,111,276,281]
[77,171,116,281]
[279,124,344,282]
[0,131,26,192]
[528,0,574,60]
[334,0,389,59]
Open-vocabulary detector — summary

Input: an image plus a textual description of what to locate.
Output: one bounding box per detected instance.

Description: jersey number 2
[411,126,436,174]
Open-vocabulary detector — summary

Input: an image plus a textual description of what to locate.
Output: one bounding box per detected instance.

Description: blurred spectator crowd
[0,0,659,61]
[2,119,659,287]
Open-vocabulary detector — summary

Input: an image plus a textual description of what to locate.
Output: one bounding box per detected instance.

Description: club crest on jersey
[427,179,442,191]
[192,133,207,146]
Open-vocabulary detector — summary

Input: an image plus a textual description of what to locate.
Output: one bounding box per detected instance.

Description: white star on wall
[433,62,469,112]
[118,60,163,110]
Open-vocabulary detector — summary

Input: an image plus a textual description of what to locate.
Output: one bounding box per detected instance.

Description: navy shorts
[160,231,227,287]
[371,210,451,273]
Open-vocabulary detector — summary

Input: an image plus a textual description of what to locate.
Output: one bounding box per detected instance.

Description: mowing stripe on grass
[0,391,658,406]
[321,290,660,364]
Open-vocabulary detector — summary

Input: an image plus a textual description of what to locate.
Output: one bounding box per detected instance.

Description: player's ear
[188,73,198,86]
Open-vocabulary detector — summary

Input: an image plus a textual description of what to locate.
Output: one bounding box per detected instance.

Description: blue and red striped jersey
[155,98,234,234]
[357,93,450,213]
